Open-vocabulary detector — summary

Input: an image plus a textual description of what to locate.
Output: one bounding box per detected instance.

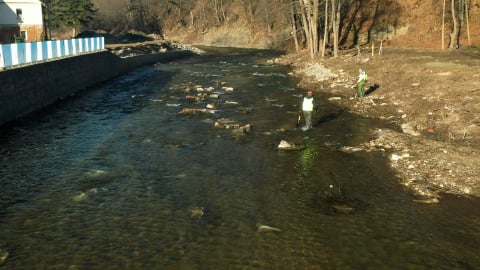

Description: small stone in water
[190,207,204,219]
[256,223,281,232]
[72,192,88,202]
[0,249,8,266]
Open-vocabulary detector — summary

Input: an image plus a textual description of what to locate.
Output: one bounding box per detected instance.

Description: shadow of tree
[338,0,403,48]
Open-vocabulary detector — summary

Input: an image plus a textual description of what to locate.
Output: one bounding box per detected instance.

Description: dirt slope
[391,0,480,48]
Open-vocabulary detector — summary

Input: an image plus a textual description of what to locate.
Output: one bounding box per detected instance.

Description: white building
[0,0,43,43]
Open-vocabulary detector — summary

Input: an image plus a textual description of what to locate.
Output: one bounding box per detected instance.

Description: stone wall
[0,50,194,126]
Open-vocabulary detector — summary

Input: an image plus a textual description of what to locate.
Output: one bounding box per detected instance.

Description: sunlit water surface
[0,48,479,269]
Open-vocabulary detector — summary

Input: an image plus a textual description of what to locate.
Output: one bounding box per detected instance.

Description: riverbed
[0,47,479,269]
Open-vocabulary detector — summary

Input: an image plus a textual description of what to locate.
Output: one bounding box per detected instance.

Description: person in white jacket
[301,90,316,131]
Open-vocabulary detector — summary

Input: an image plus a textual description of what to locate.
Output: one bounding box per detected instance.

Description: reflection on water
[0,48,479,269]
[296,143,318,178]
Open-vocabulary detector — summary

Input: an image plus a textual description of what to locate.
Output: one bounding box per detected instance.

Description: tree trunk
[246,0,254,25]
[264,4,271,33]
[331,0,342,57]
[321,0,328,57]
[442,0,446,49]
[311,0,319,56]
[290,0,300,52]
[330,0,336,57]
[449,0,458,48]
[298,0,313,59]
[457,0,464,46]
[213,0,221,24]
[190,11,194,28]
[465,0,471,45]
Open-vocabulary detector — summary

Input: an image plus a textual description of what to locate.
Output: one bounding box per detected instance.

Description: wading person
[301,90,316,131]
[357,69,368,98]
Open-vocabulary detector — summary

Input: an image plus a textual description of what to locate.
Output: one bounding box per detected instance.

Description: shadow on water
[315,109,345,126]
[0,47,479,269]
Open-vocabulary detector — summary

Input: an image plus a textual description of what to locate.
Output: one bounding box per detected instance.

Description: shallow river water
[0,47,479,269]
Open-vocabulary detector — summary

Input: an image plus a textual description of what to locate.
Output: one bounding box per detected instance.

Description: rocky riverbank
[106,39,203,58]
[278,47,480,200]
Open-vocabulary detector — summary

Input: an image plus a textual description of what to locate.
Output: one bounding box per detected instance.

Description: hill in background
[91,0,480,50]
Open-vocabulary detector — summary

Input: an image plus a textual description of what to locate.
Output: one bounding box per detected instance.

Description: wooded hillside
[45,0,480,52]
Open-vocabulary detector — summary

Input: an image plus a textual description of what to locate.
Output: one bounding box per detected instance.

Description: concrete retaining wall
[0,50,195,126]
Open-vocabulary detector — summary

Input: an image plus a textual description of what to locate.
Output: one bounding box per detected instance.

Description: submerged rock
[214,118,240,129]
[222,86,235,91]
[340,146,364,153]
[331,204,355,214]
[186,95,200,102]
[278,140,292,149]
[225,100,239,105]
[238,108,250,115]
[86,169,107,178]
[401,123,420,136]
[256,223,281,232]
[413,197,440,204]
[0,248,8,266]
[190,207,204,219]
[277,140,305,150]
[232,124,252,136]
[72,192,88,202]
[179,108,217,115]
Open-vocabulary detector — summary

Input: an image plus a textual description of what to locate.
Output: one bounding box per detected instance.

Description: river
[0,47,479,269]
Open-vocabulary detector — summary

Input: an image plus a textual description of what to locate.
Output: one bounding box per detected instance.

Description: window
[20,30,28,41]
[16,9,23,21]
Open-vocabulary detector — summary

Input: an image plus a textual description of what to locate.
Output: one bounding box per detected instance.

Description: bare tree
[442,0,446,49]
[456,0,464,46]
[242,0,255,25]
[213,0,227,24]
[290,0,300,52]
[331,0,343,57]
[449,0,459,48]
[321,0,328,57]
[465,0,471,45]
[297,0,320,59]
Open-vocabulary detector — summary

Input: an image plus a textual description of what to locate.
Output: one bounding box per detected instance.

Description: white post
[26,42,32,63]
[47,41,53,59]
[11,44,19,66]
[73,39,78,55]
[56,40,61,57]
[37,41,43,61]
[0,46,4,69]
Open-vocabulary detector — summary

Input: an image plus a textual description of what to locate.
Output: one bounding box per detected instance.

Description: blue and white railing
[0,37,104,69]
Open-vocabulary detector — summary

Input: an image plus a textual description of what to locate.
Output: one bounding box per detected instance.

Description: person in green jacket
[357,69,368,98]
